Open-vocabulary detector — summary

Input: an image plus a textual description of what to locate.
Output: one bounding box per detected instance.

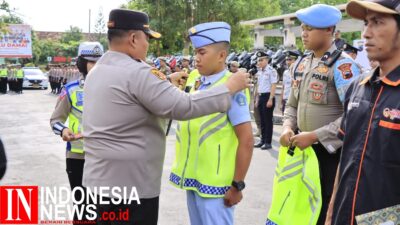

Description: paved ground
[0,89,283,225]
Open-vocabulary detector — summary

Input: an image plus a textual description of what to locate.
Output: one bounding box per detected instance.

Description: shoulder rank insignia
[151,69,167,80]
[337,63,353,80]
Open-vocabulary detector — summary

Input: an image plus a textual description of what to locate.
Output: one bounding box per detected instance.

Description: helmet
[78,42,104,62]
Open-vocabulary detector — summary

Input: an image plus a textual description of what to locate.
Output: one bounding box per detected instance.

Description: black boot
[261,143,272,150]
[254,141,265,148]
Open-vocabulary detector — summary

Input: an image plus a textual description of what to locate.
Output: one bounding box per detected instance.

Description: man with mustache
[326,0,400,224]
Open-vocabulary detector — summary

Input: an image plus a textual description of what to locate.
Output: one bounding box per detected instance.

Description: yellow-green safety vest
[266,146,322,225]
[66,81,84,154]
[0,69,7,78]
[186,69,200,88]
[16,69,24,79]
[170,71,246,198]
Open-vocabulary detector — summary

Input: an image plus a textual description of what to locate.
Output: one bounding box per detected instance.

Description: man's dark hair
[107,29,133,42]
[394,14,400,30]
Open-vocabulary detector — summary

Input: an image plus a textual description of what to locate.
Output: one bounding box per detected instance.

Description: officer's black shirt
[332,66,400,225]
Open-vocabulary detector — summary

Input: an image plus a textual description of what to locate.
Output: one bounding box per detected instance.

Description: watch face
[233,181,245,191]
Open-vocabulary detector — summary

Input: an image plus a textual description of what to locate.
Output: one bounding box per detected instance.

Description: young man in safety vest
[50,42,103,225]
[15,64,24,94]
[169,21,254,225]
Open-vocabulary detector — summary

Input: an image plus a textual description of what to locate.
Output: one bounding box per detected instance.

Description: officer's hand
[224,187,243,207]
[279,128,294,147]
[290,132,318,150]
[225,71,251,95]
[266,99,273,108]
[169,72,188,88]
[62,128,83,142]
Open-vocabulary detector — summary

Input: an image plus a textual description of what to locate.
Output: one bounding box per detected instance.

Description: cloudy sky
[4,0,128,32]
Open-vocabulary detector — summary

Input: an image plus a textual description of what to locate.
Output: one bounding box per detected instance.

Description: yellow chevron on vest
[0,69,7,78]
[170,71,240,198]
[266,146,322,225]
[67,84,84,154]
[16,69,24,78]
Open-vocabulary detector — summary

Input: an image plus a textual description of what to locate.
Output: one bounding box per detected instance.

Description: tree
[124,0,281,55]
[0,0,23,32]
[61,26,83,43]
[93,7,108,50]
[278,0,361,49]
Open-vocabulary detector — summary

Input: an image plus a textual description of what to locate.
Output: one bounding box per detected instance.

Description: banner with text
[0,24,32,58]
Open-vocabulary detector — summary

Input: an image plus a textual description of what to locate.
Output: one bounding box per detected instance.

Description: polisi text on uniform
[311,73,329,82]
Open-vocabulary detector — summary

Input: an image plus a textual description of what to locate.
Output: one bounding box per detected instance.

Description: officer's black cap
[285,50,302,59]
[343,43,360,54]
[108,9,161,39]
[256,51,269,59]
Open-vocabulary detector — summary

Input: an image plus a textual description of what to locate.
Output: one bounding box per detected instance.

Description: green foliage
[93,7,108,51]
[124,0,281,55]
[0,0,23,32]
[61,26,83,43]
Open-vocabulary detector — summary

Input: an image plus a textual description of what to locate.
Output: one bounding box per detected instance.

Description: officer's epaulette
[323,49,343,67]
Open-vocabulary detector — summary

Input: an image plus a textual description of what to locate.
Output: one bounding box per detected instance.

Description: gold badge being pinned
[194,78,201,91]
[151,69,167,80]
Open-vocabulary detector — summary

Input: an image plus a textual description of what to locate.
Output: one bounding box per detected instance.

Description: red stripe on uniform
[379,120,400,130]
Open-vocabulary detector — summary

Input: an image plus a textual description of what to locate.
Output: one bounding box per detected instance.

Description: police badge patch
[296,63,306,73]
[235,93,247,106]
[337,63,353,80]
[316,64,329,74]
[76,91,84,106]
[59,88,67,100]
[151,69,167,80]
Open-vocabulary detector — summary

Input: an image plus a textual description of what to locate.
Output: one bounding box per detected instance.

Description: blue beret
[188,22,231,49]
[296,4,342,28]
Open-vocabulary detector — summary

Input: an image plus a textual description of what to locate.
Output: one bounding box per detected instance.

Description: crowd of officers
[47,64,81,94]
[0,64,25,94]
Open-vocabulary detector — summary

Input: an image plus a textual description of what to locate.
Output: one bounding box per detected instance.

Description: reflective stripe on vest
[170,71,238,198]
[66,83,84,154]
[266,146,322,225]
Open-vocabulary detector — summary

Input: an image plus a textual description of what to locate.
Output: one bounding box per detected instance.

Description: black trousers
[66,158,96,225]
[0,78,7,94]
[17,78,23,93]
[312,143,341,225]
[8,80,14,92]
[97,196,159,225]
[258,93,275,144]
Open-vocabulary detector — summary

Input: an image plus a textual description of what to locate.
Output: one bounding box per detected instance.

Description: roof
[240,4,347,26]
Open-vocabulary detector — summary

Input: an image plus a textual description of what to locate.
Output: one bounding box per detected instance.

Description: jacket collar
[360,66,400,87]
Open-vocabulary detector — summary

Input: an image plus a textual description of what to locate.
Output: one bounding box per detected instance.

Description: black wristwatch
[231,180,246,191]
